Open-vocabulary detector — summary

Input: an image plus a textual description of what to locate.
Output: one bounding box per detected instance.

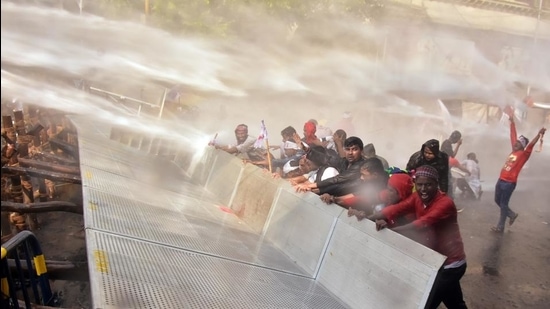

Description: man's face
[345,145,362,163]
[513,140,524,151]
[235,129,248,144]
[415,176,438,204]
[298,156,309,173]
[423,148,435,161]
[360,169,375,182]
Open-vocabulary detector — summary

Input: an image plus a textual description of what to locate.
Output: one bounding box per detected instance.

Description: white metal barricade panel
[86,230,350,309]
[204,151,244,207]
[230,164,280,234]
[263,184,344,276]
[81,182,310,276]
[189,147,216,186]
[317,215,446,309]
[71,116,446,309]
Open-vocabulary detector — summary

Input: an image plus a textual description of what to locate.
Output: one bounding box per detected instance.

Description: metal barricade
[1,230,53,308]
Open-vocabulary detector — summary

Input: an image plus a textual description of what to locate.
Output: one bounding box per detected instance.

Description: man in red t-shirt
[369,165,467,309]
[492,113,546,233]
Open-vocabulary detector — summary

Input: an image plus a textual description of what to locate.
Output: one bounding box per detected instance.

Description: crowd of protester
[209,109,546,309]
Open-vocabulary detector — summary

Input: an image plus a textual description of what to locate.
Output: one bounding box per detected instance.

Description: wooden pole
[265,139,272,173]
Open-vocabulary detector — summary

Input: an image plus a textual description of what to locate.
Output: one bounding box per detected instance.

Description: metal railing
[89,86,167,119]
[1,231,53,308]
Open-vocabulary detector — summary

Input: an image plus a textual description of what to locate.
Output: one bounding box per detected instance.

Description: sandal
[490,226,503,233]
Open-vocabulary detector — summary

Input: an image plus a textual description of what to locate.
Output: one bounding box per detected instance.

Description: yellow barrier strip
[89,201,98,210]
[34,255,47,276]
[1,277,8,299]
[1,247,6,259]
[93,250,109,273]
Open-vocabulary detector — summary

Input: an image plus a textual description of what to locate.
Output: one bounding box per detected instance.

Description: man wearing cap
[369,165,468,309]
[492,112,546,233]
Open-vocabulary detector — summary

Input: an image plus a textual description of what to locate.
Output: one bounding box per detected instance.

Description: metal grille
[83,185,309,276]
[88,230,349,309]
[79,151,135,178]
[74,118,350,308]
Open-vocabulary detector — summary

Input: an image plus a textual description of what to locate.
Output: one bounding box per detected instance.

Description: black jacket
[318,156,366,195]
[406,139,450,193]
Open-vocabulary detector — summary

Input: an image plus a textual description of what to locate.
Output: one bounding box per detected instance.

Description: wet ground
[456,152,550,309]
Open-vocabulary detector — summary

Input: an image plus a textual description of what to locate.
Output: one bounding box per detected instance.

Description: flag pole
[265,139,272,173]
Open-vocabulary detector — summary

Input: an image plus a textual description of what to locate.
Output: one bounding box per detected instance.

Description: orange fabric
[449,157,460,167]
[388,173,414,202]
[303,121,318,144]
[499,121,534,183]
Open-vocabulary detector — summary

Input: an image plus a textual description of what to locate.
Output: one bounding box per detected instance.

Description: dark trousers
[425,263,468,309]
[494,179,517,230]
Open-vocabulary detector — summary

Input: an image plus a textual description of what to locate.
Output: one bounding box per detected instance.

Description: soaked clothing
[440,139,454,158]
[306,166,340,183]
[381,173,416,227]
[494,121,534,231]
[234,135,257,159]
[317,156,366,196]
[499,122,534,183]
[407,139,450,194]
[381,191,466,266]
[341,175,389,212]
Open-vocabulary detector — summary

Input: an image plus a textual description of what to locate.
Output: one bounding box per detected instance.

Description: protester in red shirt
[368,165,467,309]
[492,113,546,233]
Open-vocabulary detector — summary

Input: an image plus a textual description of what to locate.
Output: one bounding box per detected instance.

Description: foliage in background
[93,0,386,37]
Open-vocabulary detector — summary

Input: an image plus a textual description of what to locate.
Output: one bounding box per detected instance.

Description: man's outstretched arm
[509,116,518,149]
[528,127,547,150]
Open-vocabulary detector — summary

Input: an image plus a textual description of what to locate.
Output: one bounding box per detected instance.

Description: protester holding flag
[245,126,304,174]
[252,120,273,172]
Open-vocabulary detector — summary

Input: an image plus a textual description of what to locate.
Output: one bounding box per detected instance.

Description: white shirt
[306,167,339,183]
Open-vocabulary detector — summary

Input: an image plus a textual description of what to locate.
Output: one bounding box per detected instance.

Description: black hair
[306,145,327,167]
[335,129,347,140]
[235,124,248,132]
[363,143,376,157]
[422,139,440,156]
[344,136,364,150]
[281,126,297,137]
[361,157,389,183]
[450,130,462,143]
[361,157,386,175]
[467,152,478,164]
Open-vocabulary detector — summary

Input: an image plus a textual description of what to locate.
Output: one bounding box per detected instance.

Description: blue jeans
[494,179,517,230]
